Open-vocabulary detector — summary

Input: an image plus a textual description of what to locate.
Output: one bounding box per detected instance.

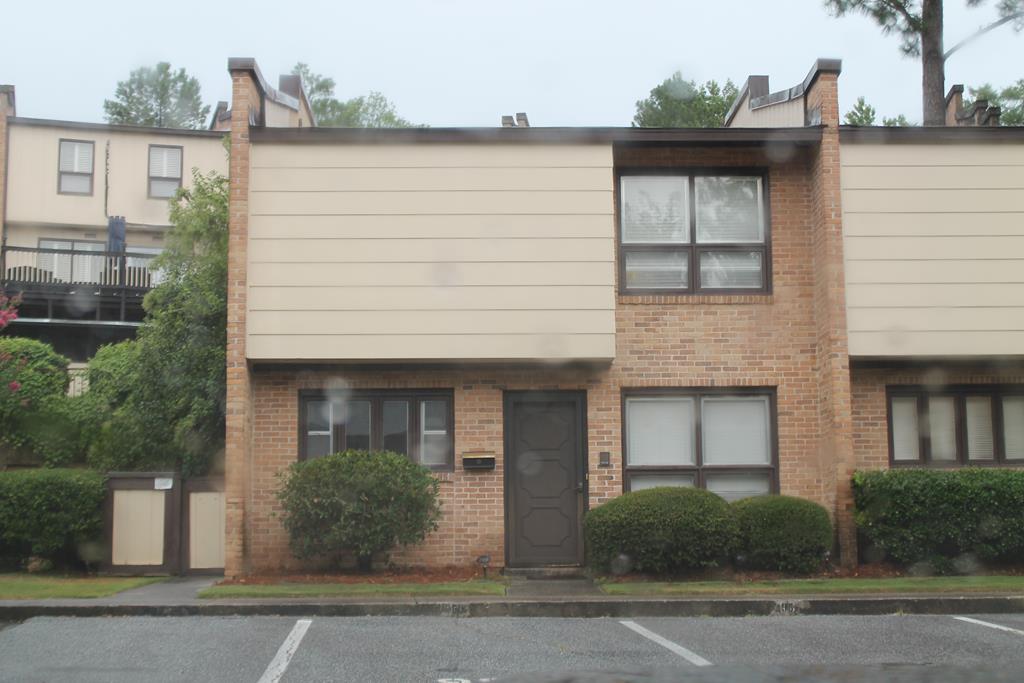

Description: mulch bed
[220,566,485,586]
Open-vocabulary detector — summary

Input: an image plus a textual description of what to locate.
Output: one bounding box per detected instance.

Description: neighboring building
[0,67,312,373]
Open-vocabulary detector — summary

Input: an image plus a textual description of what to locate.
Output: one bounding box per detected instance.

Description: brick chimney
[501,113,530,127]
[945,84,1002,126]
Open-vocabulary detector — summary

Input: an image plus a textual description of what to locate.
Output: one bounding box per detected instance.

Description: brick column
[224,65,261,577]
[806,68,857,566]
[0,86,15,246]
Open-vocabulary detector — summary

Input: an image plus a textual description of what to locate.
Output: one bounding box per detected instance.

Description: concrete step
[502,566,587,580]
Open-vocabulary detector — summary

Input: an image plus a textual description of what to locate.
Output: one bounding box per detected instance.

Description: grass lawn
[0,574,164,600]
[199,579,508,600]
[599,575,1024,597]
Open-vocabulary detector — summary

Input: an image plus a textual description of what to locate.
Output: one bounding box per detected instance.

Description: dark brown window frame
[886,385,1024,468]
[147,144,184,199]
[621,387,779,494]
[298,389,455,471]
[57,138,95,196]
[616,167,772,296]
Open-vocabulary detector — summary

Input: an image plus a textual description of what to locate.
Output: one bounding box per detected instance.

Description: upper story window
[148,145,183,198]
[58,139,94,195]
[300,390,454,471]
[888,386,1024,467]
[623,388,777,501]
[618,172,769,294]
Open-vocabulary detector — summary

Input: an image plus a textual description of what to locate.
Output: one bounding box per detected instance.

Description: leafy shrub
[0,469,106,567]
[87,341,141,405]
[277,450,442,571]
[584,487,737,574]
[853,469,1024,569]
[19,392,108,467]
[0,337,70,452]
[732,495,832,574]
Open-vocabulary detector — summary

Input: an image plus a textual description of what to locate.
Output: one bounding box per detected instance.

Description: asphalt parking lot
[1,613,1023,682]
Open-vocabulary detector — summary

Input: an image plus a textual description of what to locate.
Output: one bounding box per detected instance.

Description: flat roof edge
[840,125,1024,144]
[250,126,823,146]
[9,116,227,138]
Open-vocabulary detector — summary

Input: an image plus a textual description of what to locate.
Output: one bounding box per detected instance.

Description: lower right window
[888,386,1024,466]
[623,389,777,501]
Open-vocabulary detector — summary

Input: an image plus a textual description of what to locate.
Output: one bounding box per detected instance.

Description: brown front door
[505,391,586,567]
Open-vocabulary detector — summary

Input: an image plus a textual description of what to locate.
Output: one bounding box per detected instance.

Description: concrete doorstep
[2,593,1024,621]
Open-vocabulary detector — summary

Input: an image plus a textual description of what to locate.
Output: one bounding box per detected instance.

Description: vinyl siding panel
[247,143,616,361]
[841,142,1024,357]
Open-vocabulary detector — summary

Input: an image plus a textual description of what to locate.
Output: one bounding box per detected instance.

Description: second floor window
[619,172,769,294]
[58,140,94,195]
[148,146,183,198]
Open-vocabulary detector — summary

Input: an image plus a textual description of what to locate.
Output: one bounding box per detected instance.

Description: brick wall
[238,140,856,572]
[852,363,1024,471]
[224,67,262,577]
[804,69,857,566]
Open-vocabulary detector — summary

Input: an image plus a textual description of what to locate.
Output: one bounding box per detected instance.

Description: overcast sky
[3,0,1021,127]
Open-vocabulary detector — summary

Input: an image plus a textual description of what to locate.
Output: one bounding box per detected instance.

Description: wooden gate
[104,472,224,575]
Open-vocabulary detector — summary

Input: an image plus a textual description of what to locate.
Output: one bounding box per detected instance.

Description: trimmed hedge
[853,469,1024,568]
[0,469,106,567]
[584,487,737,574]
[732,495,833,574]
[277,450,441,571]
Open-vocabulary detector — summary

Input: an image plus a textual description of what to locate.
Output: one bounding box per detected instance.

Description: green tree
[882,113,915,126]
[826,1,1023,125]
[844,96,879,124]
[966,80,1024,124]
[103,62,211,129]
[632,73,739,128]
[291,63,415,127]
[88,170,228,475]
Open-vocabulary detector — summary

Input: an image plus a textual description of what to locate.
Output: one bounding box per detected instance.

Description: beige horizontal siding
[842,144,1024,167]
[249,214,611,240]
[252,144,611,168]
[843,165,1024,190]
[848,283,1024,308]
[248,237,611,263]
[841,142,1024,357]
[250,190,610,216]
[248,310,615,335]
[843,212,1024,236]
[249,261,615,287]
[249,285,612,311]
[845,235,1024,261]
[251,166,612,192]
[844,188,1024,214]
[248,334,617,361]
[848,331,1024,357]
[247,143,616,361]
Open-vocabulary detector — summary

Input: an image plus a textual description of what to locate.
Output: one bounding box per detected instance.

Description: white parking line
[257,619,313,683]
[954,616,1024,637]
[619,620,712,667]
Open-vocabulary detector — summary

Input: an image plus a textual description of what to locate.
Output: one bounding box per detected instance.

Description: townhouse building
[0,71,313,380]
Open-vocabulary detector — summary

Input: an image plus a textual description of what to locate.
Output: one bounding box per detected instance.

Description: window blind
[621,177,689,243]
[1003,397,1024,460]
[695,176,763,243]
[701,396,770,465]
[149,147,182,179]
[625,397,695,466]
[59,141,92,173]
[890,397,920,461]
[965,397,995,460]
[928,397,957,461]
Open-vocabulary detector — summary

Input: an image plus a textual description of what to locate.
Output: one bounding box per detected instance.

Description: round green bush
[584,487,738,575]
[277,450,442,571]
[732,495,833,574]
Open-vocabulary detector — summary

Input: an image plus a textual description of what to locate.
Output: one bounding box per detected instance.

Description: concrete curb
[3,595,1024,620]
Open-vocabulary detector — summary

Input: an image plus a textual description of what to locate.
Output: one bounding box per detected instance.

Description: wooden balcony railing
[0,245,159,291]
